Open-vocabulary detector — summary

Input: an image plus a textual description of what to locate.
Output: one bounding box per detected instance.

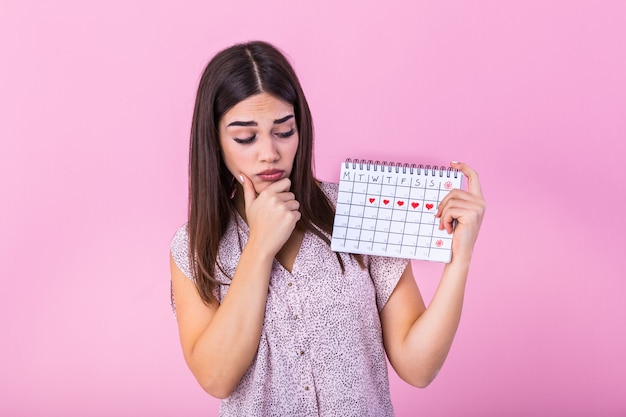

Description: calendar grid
[366,175,383,251]
[331,160,464,263]
[337,170,354,248]
[410,177,426,259]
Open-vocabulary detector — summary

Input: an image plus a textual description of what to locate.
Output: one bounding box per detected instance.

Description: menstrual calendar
[331,159,464,262]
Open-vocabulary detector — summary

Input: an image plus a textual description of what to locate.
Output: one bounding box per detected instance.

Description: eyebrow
[227,114,294,127]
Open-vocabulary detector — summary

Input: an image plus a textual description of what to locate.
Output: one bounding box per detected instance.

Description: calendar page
[331,160,464,262]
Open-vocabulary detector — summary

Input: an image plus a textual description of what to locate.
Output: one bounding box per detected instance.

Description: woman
[170,40,486,416]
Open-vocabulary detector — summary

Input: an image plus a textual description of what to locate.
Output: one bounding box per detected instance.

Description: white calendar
[331,159,464,262]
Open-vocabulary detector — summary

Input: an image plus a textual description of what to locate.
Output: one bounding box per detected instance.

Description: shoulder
[319,181,339,205]
[368,255,410,311]
[171,223,189,253]
[170,223,193,280]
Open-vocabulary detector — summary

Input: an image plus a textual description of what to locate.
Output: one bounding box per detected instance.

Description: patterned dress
[171,182,409,417]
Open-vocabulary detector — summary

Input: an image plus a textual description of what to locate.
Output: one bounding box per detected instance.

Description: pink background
[1,0,625,416]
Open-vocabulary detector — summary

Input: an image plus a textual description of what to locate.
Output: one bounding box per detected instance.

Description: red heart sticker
[383,199,390,205]
[369,198,375,203]
[426,203,434,210]
[397,201,404,206]
[411,202,419,209]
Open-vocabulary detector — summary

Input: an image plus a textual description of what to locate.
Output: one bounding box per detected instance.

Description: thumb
[238,173,257,208]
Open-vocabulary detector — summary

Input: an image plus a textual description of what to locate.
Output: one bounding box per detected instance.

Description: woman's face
[219,92,299,195]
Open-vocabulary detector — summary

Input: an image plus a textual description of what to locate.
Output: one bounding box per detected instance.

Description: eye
[233,135,256,144]
[275,128,295,138]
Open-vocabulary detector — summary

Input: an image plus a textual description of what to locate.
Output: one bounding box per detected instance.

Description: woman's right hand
[174,174,299,399]
[239,173,301,257]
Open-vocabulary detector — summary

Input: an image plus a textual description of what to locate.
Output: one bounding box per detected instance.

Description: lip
[256,169,285,181]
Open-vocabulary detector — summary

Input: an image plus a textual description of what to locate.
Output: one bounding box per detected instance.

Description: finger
[439,197,481,215]
[283,199,300,211]
[437,192,483,223]
[276,192,297,203]
[239,173,257,209]
[438,209,457,233]
[438,207,469,234]
[451,161,484,199]
[264,177,292,194]
[436,189,480,217]
[439,189,483,209]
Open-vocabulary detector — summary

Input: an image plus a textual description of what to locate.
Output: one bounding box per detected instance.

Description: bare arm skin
[380,162,486,387]
[171,175,300,398]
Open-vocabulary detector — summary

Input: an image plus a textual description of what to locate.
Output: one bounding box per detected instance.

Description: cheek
[221,141,242,161]
[289,136,300,157]
[220,146,243,173]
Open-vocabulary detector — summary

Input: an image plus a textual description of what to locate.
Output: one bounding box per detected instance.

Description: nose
[258,135,280,162]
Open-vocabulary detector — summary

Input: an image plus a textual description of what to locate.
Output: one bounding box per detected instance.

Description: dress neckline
[233,210,306,275]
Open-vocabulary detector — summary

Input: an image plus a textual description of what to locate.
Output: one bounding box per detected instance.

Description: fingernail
[238,174,244,184]
[451,160,459,164]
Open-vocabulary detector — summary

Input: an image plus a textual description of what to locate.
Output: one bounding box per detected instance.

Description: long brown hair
[188,41,360,305]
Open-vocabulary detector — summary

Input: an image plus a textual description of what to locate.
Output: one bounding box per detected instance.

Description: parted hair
[187,41,361,305]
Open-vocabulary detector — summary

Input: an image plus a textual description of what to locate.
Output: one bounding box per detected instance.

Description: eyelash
[233,136,255,144]
[233,128,295,144]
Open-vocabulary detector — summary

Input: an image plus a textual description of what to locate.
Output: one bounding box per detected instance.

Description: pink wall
[1,0,624,416]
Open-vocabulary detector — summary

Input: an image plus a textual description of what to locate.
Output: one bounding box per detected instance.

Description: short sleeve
[170,224,194,281]
[368,255,410,311]
[170,224,194,317]
[320,181,410,311]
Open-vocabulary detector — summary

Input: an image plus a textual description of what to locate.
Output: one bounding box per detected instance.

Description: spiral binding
[344,158,459,178]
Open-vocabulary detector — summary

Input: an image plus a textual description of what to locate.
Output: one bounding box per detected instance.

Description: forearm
[384,161,484,387]
[188,237,273,397]
[401,256,470,386]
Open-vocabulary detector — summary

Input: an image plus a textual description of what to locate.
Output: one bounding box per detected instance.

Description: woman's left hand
[435,162,486,262]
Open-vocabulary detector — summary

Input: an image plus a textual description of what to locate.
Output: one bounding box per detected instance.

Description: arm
[380,162,486,388]
[171,175,300,398]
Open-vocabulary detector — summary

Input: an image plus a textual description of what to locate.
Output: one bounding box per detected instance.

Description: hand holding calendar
[331,159,485,263]
[435,161,485,262]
